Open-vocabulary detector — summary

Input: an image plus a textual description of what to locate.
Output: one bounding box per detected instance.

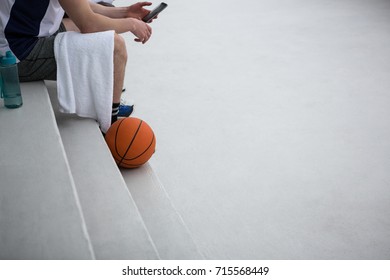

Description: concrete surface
[0,82,94,259]
[122,163,204,259]
[118,0,390,259]
[46,81,159,260]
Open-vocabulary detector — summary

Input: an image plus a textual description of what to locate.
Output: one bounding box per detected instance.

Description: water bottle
[0,51,23,108]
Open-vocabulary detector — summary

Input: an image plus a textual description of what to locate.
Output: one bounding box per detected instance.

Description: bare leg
[113,33,127,103]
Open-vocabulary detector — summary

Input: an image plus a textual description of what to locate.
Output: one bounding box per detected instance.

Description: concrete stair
[122,164,203,259]
[0,81,93,259]
[0,80,201,259]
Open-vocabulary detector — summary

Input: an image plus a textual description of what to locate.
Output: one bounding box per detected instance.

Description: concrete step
[122,163,204,259]
[0,81,94,259]
[45,81,159,259]
[46,81,202,259]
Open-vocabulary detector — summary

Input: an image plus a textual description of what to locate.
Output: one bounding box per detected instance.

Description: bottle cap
[0,51,16,66]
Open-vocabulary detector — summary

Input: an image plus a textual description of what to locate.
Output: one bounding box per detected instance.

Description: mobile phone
[142,2,168,23]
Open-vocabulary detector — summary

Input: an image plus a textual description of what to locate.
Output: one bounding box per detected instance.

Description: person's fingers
[143,31,151,43]
[144,25,152,40]
[133,22,152,44]
[147,15,158,23]
[134,34,148,44]
[140,2,152,7]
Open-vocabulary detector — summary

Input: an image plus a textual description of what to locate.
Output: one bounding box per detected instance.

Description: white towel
[54,30,114,133]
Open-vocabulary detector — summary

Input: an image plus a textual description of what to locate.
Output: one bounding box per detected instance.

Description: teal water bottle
[0,51,23,108]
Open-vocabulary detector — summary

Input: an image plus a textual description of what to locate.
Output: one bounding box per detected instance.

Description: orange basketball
[105,117,156,168]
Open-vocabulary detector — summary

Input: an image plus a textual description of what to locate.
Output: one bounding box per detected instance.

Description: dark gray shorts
[17,23,67,82]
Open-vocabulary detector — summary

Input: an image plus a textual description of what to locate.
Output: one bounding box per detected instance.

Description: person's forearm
[60,0,144,36]
[80,13,138,34]
[89,2,131,19]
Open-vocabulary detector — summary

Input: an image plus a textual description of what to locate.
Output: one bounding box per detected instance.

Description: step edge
[146,162,205,259]
[41,81,96,259]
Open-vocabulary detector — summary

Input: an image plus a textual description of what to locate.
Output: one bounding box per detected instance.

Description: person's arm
[90,1,153,20]
[59,0,152,43]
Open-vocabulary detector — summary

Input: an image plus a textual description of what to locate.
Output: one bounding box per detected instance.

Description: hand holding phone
[142,2,168,23]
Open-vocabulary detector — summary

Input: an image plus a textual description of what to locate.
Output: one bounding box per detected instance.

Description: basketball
[105,117,156,168]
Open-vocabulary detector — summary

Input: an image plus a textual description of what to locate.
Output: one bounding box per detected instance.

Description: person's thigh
[18,24,66,82]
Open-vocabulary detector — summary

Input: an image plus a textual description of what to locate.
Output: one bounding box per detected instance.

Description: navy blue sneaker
[118,104,134,117]
[118,93,134,117]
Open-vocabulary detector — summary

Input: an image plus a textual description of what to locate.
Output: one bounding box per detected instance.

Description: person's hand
[129,18,152,44]
[127,2,155,22]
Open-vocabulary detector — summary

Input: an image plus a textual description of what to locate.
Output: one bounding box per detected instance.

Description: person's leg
[111,33,128,123]
[113,33,127,104]
[18,18,130,124]
[17,24,67,82]
[63,18,127,104]
[63,15,132,119]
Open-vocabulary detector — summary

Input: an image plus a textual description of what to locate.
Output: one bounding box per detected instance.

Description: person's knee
[114,33,127,62]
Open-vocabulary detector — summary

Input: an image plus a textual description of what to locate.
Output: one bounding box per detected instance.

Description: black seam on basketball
[113,154,140,167]
[114,118,126,160]
[121,133,155,162]
[118,120,143,166]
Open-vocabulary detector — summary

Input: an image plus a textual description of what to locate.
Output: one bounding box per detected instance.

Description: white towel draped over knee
[54,30,114,133]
